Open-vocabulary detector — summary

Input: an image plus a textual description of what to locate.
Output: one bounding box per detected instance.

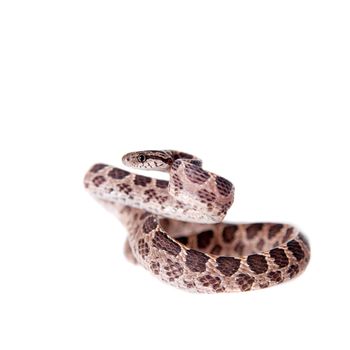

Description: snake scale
[84,150,310,293]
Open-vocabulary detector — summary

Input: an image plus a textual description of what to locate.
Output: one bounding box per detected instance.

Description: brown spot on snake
[257,238,265,251]
[247,254,268,274]
[287,240,305,261]
[108,167,130,179]
[171,159,181,171]
[164,259,183,281]
[134,175,152,187]
[138,239,149,258]
[197,189,216,203]
[143,216,158,233]
[90,163,107,173]
[150,261,160,275]
[184,163,210,184]
[198,274,222,291]
[172,173,183,191]
[268,271,283,283]
[270,248,289,268]
[156,179,169,189]
[222,225,238,243]
[152,230,181,256]
[116,183,132,195]
[236,274,255,291]
[197,230,214,249]
[92,175,106,187]
[246,223,263,240]
[216,176,233,196]
[268,224,284,239]
[287,264,299,278]
[175,236,188,245]
[185,249,209,272]
[143,188,156,202]
[216,256,240,276]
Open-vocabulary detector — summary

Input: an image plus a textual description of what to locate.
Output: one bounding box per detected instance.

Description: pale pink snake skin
[84,150,310,293]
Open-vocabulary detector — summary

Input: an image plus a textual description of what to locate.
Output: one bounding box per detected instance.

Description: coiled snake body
[84,150,310,293]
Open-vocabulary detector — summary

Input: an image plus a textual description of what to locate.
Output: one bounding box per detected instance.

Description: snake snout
[122,153,131,165]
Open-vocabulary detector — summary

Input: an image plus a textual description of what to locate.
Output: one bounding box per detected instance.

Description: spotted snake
[84,150,310,293]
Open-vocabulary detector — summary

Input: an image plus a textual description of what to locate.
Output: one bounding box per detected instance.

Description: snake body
[84,150,310,293]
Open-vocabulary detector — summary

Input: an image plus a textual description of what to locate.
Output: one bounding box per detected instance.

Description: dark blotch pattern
[176,236,188,245]
[216,176,233,196]
[246,223,263,240]
[164,259,183,281]
[197,189,216,203]
[268,271,284,283]
[287,264,299,278]
[171,159,181,171]
[287,240,305,261]
[236,273,255,291]
[198,275,223,292]
[90,163,107,173]
[108,167,130,180]
[184,163,210,184]
[143,189,168,204]
[190,160,203,167]
[143,216,158,233]
[152,230,181,256]
[216,256,240,276]
[143,188,156,202]
[92,175,106,187]
[116,183,132,195]
[185,249,209,272]
[268,224,284,239]
[218,202,232,217]
[270,248,289,268]
[138,239,149,259]
[177,151,194,160]
[222,225,238,243]
[172,173,183,191]
[247,254,268,274]
[197,230,214,249]
[175,200,184,209]
[150,261,160,275]
[259,281,270,289]
[134,175,152,187]
[183,280,196,289]
[156,179,169,189]
[256,238,265,251]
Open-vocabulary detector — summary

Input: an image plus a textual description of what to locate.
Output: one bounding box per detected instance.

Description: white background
[0,1,349,349]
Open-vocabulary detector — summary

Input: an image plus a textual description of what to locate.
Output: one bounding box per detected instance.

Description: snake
[84,150,310,293]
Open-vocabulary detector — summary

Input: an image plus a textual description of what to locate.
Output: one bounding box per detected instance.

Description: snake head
[122,150,173,171]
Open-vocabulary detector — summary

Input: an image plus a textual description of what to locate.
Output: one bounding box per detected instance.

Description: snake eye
[137,153,146,163]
